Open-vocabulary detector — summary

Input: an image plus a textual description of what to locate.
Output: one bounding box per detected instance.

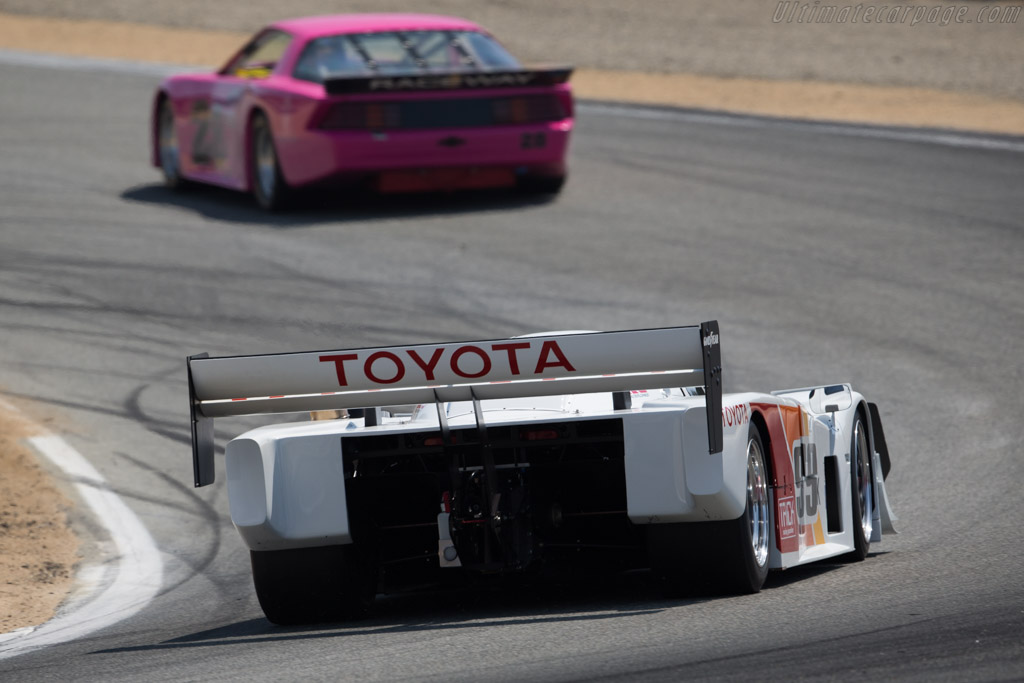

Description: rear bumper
[276,120,573,188]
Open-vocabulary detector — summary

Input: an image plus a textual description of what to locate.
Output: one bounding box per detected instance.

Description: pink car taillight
[491,95,567,125]
[319,102,403,129]
[318,94,569,131]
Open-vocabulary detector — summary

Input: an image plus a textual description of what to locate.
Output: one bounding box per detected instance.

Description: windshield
[293,30,521,82]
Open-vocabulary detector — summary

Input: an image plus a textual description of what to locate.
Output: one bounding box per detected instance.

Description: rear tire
[249,113,290,211]
[250,544,376,625]
[650,422,771,595]
[157,98,186,189]
[845,411,873,562]
[722,421,771,592]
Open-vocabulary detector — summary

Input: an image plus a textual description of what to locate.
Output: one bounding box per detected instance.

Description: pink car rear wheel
[158,99,185,190]
[249,113,291,211]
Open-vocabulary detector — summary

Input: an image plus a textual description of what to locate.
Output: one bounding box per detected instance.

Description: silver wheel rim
[747,436,770,568]
[158,104,179,179]
[255,125,277,200]
[853,419,873,540]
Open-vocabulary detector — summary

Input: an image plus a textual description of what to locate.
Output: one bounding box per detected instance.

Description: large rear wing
[323,66,573,95]
[187,321,723,487]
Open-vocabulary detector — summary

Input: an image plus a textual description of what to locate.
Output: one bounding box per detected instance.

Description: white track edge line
[580,102,1024,154]
[0,416,163,660]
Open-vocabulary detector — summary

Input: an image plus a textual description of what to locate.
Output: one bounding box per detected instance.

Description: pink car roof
[272,13,486,39]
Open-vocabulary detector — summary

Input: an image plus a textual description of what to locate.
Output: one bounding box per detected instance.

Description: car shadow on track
[88,555,887,654]
[120,182,560,227]
[762,549,892,590]
[90,571,701,653]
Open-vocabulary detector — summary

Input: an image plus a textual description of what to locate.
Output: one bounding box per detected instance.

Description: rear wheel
[727,422,771,592]
[157,99,185,189]
[249,113,290,211]
[650,422,771,595]
[845,411,873,561]
[250,544,376,625]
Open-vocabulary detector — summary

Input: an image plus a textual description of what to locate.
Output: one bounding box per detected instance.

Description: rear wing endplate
[187,321,723,487]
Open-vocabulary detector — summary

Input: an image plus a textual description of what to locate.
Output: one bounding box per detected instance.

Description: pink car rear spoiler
[323,66,573,95]
[187,321,722,487]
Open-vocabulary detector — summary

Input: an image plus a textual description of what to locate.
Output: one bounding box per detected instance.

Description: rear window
[293,30,521,83]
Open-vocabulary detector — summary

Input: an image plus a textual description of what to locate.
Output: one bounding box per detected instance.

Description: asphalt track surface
[1,57,1023,681]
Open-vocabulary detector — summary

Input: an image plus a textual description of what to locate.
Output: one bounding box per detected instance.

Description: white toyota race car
[187,321,897,624]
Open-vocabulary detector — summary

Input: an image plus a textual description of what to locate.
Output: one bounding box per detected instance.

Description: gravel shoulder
[0,404,78,636]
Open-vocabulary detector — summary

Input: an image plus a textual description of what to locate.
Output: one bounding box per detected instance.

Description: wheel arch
[748,408,777,557]
[748,401,800,560]
[749,409,776,490]
[851,398,876,484]
[865,400,892,481]
[749,406,782,496]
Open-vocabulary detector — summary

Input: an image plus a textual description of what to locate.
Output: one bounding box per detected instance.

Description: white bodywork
[191,324,896,576]
[223,387,896,570]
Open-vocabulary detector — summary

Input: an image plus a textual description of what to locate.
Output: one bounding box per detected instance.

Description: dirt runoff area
[1,3,1024,134]
[0,404,78,636]
[1,0,1023,638]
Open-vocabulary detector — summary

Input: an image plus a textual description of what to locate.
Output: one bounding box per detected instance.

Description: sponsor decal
[749,402,803,554]
[702,331,719,348]
[318,340,576,388]
[722,403,749,427]
[777,495,798,540]
[368,71,537,92]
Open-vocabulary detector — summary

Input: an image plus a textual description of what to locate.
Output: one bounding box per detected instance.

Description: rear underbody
[343,417,646,589]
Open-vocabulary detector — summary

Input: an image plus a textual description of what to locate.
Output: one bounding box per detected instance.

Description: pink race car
[152,14,574,210]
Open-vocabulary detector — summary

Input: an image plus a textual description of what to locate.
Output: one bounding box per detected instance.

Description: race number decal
[793,439,825,546]
[794,442,819,521]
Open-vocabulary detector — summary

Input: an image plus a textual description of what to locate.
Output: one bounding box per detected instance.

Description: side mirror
[809,384,852,414]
